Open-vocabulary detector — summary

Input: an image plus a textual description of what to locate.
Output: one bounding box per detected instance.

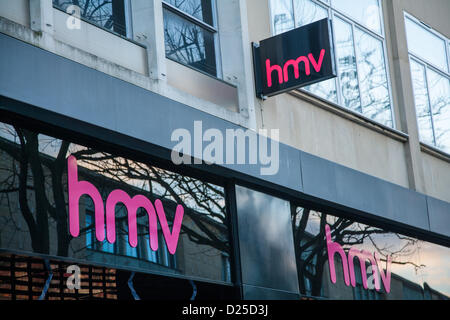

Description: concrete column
[384,0,426,193]
[216,0,257,130]
[131,0,167,82]
[29,0,54,35]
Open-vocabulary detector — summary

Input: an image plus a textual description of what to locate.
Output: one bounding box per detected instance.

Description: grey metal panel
[301,150,430,231]
[427,196,450,238]
[0,32,302,194]
[235,185,299,294]
[299,152,338,203]
[333,162,429,230]
[242,285,300,300]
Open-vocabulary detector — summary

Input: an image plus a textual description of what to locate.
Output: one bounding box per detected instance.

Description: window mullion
[162,1,217,33]
[350,22,364,114]
[331,13,344,107]
[423,64,438,146]
[291,0,297,28]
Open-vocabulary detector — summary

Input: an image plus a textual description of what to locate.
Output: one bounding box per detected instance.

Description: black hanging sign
[253,18,336,98]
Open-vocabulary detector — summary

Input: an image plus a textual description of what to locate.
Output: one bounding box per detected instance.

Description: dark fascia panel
[427,197,450,237]
[0,32,448,240]
[300,151,431,233]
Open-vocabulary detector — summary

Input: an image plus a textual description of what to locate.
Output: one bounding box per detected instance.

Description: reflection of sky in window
[355,28,392,127]
[270,0,294,35]
[410,60,435,146]
[405,18,448,73]
[165,0,214,26]
[295,207,450,296]
[294,0,338,103]
[427,69,450,153]
[332,0,381,34]
[334,17,361,113]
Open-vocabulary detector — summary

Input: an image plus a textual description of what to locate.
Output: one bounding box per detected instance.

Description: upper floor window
[270,0,394,128]
[405,14,450,154]
[53,0,132,38]
[162,0,220,77]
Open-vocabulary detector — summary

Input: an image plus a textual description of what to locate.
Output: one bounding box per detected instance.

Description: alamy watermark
[65,5,81,30]
[66,264,81,290]
[171,121,280,176]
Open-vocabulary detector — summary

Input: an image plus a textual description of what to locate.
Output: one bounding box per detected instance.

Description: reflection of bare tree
[71,150,229,253]
[53,0,126,35]
[291,207,423,297]
[0,125,229,260]
[164,0,216,75]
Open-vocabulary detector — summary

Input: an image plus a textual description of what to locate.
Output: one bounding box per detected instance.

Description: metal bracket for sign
[38,259,53,300]
[189,279,197,300]
[252,42,265,100]
[128,271,141,300]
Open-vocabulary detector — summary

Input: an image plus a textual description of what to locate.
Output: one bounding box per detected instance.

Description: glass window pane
[294,0,328,28]
[405,17,448,72]
[334,17,361,112]
[294,0,337,102]
[164,0,214,26]
[270,0,295,35]
[331,0,382,34]
[0,120,231,284]
[354,28,393,127]
[291,206,450,299]
[304,79,338,104]
[164,9,217,76]
[53,0,127,36]
[410,60,435,146]
[427,69,450,153]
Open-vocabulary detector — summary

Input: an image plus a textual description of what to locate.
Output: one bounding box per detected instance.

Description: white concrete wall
[422,153,450,202]
[53,8,148,75]
[0,0,29,27]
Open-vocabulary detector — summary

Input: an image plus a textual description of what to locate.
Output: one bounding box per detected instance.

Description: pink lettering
[325,224,392,293]
[308,49,326,73]
[283,56,310,82]
[375,252,392,293]
[68,155,184,255]
[265,49,326,88]
[266,59,283,88]
[325,224,350,286]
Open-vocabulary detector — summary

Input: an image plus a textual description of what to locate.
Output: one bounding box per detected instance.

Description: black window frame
[162,0,221,78]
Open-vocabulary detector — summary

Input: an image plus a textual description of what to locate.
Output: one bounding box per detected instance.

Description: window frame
[404,12,450,154]
[268,0,396,129]
[162,0,223,78]
[52,0,135,40]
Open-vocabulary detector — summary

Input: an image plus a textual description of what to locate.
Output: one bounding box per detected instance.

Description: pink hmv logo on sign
[325,224,392,293]
[67,155,184,255]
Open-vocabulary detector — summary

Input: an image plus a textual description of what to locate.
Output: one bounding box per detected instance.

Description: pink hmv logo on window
[67,155,184,255]
[325,224,392,293]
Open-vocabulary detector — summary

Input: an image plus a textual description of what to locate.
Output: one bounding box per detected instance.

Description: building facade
[0,0,449,300]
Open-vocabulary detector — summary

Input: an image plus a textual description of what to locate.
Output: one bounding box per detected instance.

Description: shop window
[0,119,232,286]
[52,0,132,38]
[0,253,237,300]
[163,0,220,77]
[290,205,450,300]
[269,0,394,128]
[405,14,450,154]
